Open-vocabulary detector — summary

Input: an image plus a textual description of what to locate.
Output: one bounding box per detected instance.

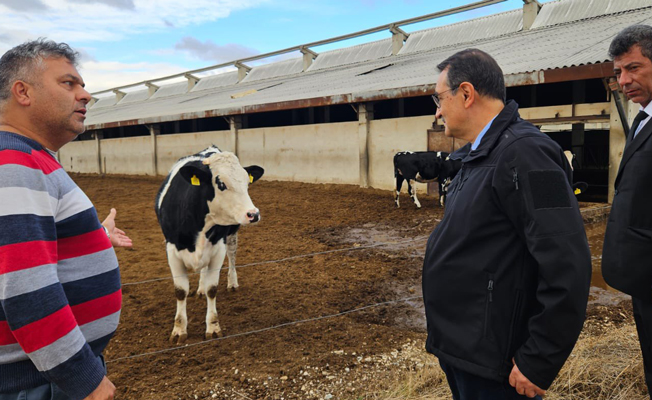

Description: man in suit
[602,25,652,396]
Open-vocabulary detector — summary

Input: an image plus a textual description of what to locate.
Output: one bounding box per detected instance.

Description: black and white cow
[563,150,589,196]
[155,145,264,344]
[393,151,462,208]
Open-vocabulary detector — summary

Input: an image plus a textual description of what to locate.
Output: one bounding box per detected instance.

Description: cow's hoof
[170,332,187,344]
[206,330,223,340]
[227,285,239,292]
[196,290,206,299]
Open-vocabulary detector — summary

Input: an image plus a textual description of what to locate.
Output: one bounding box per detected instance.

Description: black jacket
[602,113,652,300]
[422,100,591,390]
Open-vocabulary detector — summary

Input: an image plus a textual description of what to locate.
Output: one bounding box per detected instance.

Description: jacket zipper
[504,290,524,362]
[512,168,519,190]
[483,277,494,338]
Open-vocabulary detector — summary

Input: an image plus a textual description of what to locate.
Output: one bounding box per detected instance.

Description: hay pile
[368,301,648,400]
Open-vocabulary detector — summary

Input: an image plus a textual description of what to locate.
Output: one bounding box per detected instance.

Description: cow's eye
[215,176,227,191]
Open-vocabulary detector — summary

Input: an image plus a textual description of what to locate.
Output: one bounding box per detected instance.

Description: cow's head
[179,152,264,226]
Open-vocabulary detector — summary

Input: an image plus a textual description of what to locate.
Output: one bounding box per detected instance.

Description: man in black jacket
[602,25,652,396]
[422,49,591,399]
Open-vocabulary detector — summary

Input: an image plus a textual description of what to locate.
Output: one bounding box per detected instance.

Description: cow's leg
[395,174,404,208]
[167,247,189,344]
[226,233,239,291]
[408,180,422,208]
[204,244,227,339]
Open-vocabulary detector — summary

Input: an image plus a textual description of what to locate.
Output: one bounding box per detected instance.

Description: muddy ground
[72,174,628,400]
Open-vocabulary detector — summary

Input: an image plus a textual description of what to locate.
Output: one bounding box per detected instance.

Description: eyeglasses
[431,87,458,108]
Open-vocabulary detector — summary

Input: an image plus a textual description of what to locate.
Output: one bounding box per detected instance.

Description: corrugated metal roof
[242,57,304,83]
[85,1,652,128]
[308,38,393,71]
[90,95,117,109]
[190,71,239,92]
[118,88,150,104]
[400,9,523,55]
[150,81,188,99]
[532,0,652,29]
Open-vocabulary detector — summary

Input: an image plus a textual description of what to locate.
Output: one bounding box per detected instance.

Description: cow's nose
[246,210,260,223]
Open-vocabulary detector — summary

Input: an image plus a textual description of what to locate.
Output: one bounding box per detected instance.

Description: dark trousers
[439,359,543,400]
[633,297,652,398]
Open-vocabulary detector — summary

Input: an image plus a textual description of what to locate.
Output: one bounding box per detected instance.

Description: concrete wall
[157,130,233,174]
[238,121,360,184]
[101,137,154,175]
[59,117,434,190]
[59,140,99,173]
[368,115,434,190]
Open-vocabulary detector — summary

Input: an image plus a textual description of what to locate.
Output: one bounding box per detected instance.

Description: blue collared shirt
[471,115,498,151]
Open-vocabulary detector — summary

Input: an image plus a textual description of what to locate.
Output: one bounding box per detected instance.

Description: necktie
[629,110,649,142]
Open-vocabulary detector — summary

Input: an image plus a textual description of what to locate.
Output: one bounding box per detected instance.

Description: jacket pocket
[504,289,524,361]
[483,275,495,338]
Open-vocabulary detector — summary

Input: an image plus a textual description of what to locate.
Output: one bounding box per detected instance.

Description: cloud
[0,0,270,45]
[0,0,48,11]
[174,37,260,63]
[79,60,189,92]
[67,0,135,10]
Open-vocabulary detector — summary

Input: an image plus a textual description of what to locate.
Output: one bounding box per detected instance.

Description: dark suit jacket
[603,117,652,300]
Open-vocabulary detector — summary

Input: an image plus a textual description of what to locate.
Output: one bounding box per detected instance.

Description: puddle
[342,225,428,258]
[342,213,627,308]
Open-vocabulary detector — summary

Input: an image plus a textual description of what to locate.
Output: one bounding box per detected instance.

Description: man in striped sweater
[0,39,131,399]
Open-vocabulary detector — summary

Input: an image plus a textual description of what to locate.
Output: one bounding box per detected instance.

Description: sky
[0,0,555,95]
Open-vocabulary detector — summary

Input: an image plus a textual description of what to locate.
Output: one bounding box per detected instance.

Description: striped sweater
[0,131,121,399]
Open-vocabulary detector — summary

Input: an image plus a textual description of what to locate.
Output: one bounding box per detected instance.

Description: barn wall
[58,140,99,173]
[156,130,233,174]
[101,137,154,175]
[238,121,360,184]
[59,117,433,191]
[368,115,434,190]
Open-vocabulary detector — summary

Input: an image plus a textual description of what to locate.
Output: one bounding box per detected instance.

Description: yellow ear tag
[191,175,200,186]
[249,174,254,183]
[574,188,581,195]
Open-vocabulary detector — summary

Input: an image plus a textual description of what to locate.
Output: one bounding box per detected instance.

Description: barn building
[61,0,652,203]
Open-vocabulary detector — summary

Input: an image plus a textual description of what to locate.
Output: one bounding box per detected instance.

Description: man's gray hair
[0,38,79,107]
[609,25,652,61]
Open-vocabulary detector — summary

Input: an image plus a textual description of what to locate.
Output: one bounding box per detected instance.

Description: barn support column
[357,103,373,188]
[149,124,160,176]
[609,96,627,203]
[229,116,241,156]
[95,130,104,174]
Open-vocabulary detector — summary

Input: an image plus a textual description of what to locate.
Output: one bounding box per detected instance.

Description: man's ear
[11,81,32,106]
[179,164,212,187]
[459,82,475,109]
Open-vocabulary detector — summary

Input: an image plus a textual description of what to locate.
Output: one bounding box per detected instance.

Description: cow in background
[155,145,264,344]
[393,151,462,208]
[563,150,589,196]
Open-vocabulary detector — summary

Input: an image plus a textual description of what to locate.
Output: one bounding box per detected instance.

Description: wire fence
[106,295,423,364]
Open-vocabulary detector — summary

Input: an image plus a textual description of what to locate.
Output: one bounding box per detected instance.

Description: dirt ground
[72,174,628,400]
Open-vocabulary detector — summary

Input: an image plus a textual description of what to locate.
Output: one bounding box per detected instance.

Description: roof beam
[90,0,505,96]
[390,24,410,55]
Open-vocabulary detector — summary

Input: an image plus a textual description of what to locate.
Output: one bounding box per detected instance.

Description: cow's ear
[244,166,264,184]
[179,165,212,187]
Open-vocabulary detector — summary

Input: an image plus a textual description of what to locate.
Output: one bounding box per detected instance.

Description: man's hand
[509,359,546,398]
[83,376,115,400]
[102,208,133,248]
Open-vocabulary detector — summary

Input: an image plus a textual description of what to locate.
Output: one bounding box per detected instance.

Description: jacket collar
[616,115,652,187]
[449,100,520,162]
